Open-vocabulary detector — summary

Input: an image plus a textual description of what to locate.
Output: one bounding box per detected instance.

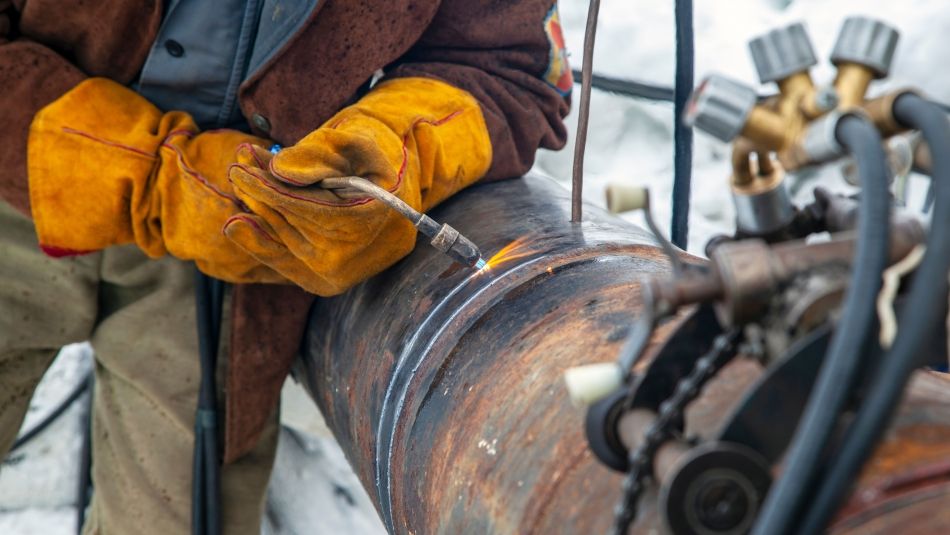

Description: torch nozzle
[415,214,484,268]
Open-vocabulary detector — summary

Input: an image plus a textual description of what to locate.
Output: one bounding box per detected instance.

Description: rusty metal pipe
[300,174,674,534]
[298,174,950,534]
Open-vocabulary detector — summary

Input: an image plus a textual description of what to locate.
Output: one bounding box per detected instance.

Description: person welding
[0,1,570,532]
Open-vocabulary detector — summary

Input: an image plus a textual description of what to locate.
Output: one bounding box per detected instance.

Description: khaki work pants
[0,200,279,534]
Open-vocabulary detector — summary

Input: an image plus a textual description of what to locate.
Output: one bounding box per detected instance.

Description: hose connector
[731,147,795,236]
[781,111,849,170]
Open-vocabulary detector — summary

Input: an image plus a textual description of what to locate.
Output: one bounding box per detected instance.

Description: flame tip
[483,236,538,270]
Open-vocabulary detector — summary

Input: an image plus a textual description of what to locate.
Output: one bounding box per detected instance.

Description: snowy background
[538,0,949,254]
[3,0,949,533]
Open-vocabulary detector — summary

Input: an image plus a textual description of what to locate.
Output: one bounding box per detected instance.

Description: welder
[0,1,570,533]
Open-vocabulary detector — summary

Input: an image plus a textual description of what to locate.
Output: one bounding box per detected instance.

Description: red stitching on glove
[165,129,197,139]
[229,162,374,207]
[395,110,462,185]
[236,142,269,169]
[61,127,157,159]
[261,109,464,205]
[266,172,307,187]
[328,117,352,129]
[222,214,283,245]
[159,139,243,204]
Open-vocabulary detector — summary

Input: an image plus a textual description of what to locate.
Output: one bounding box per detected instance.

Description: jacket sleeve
[0,3,85,216]
[385,0,571,181]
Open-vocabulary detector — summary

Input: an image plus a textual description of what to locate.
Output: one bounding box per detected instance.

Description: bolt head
[814,86,840,112]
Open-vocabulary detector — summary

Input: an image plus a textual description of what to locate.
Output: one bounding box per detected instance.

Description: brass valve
[687,17,902,175]
[684,17,906,237]
[730,139,794,235]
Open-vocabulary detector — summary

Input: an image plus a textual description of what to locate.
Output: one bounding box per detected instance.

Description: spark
[481,236,538,272]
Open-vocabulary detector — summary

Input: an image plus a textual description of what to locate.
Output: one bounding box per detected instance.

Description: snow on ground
[0,344,92,535]
[3,1,949,533]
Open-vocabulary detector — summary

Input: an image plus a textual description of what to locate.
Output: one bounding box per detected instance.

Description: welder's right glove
[27,78,285,283]
[224,77,493,296]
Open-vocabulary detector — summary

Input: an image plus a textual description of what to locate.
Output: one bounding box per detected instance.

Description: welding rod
[320,176,486,269]
[570,0,602,223]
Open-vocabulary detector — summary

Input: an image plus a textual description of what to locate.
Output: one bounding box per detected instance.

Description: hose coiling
[795,93,950,534]
[752,114,892,535]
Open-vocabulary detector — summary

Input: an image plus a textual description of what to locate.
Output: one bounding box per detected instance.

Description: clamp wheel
[584,387,630,472]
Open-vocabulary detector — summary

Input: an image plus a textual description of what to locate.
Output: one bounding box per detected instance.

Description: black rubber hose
[671,0,694,249]
[75,372,95,534]
[795,94,950,534]
[571,70,675,102]
[192,270,224,535]
[9,372,91,453]
[751,115,891,535]
[572,70,950,114]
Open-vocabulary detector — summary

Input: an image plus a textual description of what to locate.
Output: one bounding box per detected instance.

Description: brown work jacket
[0,0,569,461]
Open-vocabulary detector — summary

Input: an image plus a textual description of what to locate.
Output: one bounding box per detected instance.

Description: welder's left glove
[225,77,492,296]
[27,78,286,283]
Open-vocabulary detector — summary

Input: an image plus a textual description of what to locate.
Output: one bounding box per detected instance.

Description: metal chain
[610,329,743,535]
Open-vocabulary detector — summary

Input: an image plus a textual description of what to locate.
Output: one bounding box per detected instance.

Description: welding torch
[319,176,486,269]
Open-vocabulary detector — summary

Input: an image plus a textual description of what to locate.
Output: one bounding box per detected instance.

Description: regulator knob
[685,74,758,143]
[748,22,818,83]
[831,16,899,78]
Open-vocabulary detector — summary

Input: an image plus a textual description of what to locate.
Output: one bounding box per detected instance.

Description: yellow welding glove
[27,78,284,283]
[225,77,492,296]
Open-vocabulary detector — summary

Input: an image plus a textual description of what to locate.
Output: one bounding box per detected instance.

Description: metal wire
[8,373,91,453]
[571,0,602,223]
[320,176,423,224]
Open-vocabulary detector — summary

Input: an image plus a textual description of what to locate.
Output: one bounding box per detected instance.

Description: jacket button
[251,113,271,133]
[164,39,185,58]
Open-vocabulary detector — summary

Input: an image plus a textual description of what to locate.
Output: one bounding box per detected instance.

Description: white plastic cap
[563,362,623,407]
[606,183,648,214]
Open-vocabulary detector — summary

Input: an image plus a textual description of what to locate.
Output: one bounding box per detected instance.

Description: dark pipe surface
[299,174,950,534]
[300,174,673,534]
